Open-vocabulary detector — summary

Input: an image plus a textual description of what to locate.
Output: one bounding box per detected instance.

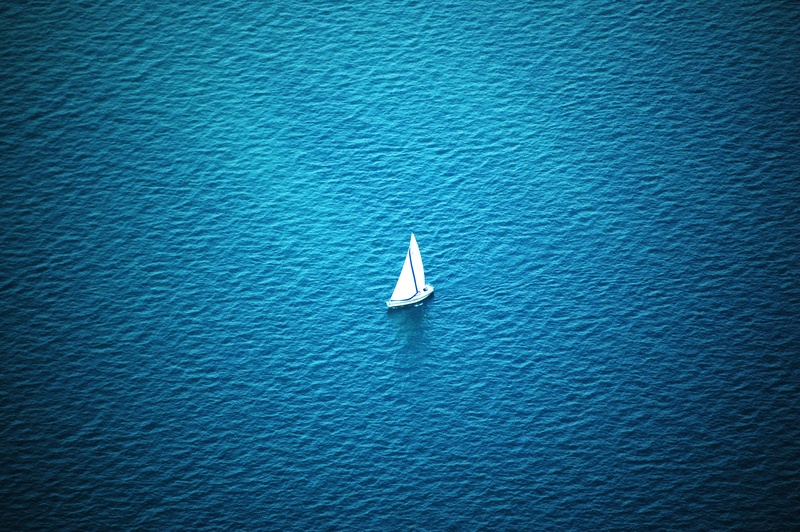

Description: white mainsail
[389,233,425,302]
[410,233,425,288]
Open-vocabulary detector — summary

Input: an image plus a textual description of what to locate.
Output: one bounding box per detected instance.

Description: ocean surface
[2,1,800,529]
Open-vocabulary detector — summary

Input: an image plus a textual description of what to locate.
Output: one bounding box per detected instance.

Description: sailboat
[386,233,434,308]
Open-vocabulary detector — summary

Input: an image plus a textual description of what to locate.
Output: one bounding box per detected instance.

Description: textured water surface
[2,0,800,529]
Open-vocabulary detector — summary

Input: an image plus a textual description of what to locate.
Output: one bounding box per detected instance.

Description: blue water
[2,1,800,529]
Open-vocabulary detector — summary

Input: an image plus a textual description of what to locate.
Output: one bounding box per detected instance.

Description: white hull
[386,284,434,308]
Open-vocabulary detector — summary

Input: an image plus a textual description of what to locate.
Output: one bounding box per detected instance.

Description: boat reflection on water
[387,293,434,358]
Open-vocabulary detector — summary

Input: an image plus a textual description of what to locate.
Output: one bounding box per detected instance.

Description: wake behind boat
[386,233,434,308]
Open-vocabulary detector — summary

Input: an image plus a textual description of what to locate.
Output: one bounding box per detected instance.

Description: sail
[390,234,425,301]
[409,233,425,288]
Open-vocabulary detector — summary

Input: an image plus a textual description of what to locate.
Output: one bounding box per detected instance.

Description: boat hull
[386,284,434,308]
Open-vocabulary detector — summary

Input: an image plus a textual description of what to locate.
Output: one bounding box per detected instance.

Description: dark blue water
[2,1,800,529]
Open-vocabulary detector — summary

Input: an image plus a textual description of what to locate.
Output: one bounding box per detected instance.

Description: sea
[2,1,799,529]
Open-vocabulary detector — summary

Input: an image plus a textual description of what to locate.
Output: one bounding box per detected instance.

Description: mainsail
[390,234,425,302]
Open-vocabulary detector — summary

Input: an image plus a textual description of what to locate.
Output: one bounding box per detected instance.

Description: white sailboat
[386,233,434,308]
